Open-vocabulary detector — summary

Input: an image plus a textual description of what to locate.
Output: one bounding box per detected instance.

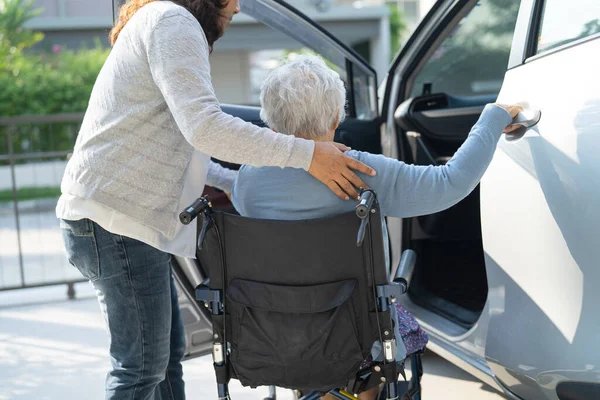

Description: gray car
[170,1,600,399]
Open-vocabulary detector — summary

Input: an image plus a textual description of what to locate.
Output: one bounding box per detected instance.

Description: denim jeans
[61,218,186,400]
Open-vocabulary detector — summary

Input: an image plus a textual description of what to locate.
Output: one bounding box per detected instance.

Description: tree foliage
[0,0,109,158]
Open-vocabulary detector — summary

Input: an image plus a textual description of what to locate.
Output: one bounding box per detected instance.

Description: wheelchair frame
[182,190,424,400]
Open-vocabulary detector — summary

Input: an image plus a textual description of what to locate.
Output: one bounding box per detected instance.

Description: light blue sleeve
[351,104,512,218]
[231,166,246,215]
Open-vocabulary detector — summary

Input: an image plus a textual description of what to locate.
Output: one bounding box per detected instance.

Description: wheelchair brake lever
[356,219,369,247]
[197,214,214,251]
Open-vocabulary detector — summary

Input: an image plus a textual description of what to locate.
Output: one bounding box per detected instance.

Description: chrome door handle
[505,108,542,142]
[512,108,542,129]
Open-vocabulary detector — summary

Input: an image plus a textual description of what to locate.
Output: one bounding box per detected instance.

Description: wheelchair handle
[393,249,417,293]
[356,189,377,247]
[180,196,211,225]
[356,189,375,219]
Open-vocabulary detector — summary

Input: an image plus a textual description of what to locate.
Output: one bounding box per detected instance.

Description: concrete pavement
[0,284,507,400]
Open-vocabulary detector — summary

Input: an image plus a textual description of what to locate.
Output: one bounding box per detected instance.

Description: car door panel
[396,94,497,142]
[481,35,600,400]
[172,257,213,359]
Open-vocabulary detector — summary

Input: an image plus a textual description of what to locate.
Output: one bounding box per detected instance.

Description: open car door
[171,0,382,360]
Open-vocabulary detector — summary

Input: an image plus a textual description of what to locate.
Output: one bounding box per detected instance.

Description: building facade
[25,0,394,104]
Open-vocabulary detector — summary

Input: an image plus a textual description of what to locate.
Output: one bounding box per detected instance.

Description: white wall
[0,160,67,191]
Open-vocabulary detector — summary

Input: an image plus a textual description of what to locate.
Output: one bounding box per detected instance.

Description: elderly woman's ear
[332,116,340,131]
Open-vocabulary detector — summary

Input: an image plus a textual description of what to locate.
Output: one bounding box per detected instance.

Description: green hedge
[0,45,109,158]
[1,43,109,117]
[0,0,110,159]
[1,0,110,117]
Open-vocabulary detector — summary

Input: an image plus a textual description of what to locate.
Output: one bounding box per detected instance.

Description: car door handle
[505,108,542,142]
[512,108,542,129]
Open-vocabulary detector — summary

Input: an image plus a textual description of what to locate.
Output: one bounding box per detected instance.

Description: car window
[241,0,377,120]
[352,66,377,120]
[249,48,348,107]
[409,0,520,99]
[536,0,600,54]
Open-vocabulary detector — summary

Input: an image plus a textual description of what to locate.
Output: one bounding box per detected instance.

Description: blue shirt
[232,104,511,223]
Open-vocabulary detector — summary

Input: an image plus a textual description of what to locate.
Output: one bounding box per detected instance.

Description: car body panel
[481,23,600,400]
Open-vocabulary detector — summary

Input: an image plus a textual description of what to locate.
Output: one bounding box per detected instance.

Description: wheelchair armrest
[392,249,417,294]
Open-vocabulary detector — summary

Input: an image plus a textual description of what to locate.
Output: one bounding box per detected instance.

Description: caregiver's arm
[146,12,374,200]
[355,104,513,218]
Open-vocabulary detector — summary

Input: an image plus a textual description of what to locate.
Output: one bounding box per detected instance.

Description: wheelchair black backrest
[196,209,393,392]
[198,210,388,288]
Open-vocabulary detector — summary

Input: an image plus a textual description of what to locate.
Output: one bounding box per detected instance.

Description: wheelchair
[180,190,424,400]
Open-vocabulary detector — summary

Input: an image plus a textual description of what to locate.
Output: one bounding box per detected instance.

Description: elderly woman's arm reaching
[233,55,522,223]
[353,104,520,218]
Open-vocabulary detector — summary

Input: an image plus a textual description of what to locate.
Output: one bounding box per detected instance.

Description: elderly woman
[231,55,521,399]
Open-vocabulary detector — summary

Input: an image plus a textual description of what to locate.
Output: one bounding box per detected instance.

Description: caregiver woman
[57,0,375,398]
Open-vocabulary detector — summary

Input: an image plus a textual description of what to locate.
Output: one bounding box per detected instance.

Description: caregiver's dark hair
[110,0,227,51]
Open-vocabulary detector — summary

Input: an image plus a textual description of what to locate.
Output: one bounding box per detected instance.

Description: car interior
[389,0,520,330]
[394,93,494,328]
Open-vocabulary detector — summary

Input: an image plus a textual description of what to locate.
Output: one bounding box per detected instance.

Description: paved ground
[0,284,507,400]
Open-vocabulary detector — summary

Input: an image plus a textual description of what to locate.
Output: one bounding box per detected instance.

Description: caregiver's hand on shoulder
[497,103,524,133]
[309,142,376,201]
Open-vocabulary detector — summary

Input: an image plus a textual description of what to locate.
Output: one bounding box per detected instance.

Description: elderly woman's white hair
[259,55,346,140]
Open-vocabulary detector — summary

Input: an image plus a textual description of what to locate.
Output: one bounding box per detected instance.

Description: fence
[0,113,85,297]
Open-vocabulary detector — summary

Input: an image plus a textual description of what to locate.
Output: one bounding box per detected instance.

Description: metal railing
[0,113,85,296]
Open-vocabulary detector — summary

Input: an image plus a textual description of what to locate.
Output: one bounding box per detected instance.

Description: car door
[480,0,600,399]
[171,0,381,360]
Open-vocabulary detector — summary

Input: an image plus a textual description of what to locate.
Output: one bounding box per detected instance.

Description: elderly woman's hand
[309,142,376,200]
[497,103,524,133]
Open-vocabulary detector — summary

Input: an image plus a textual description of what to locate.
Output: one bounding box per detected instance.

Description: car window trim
[526,32,600,63]
[346,60,357,118]
[513,0,600,67]
[244,0,375,77]
[507,0,538,69]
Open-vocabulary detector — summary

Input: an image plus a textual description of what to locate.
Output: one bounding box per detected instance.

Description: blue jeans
[61,218,186,400]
